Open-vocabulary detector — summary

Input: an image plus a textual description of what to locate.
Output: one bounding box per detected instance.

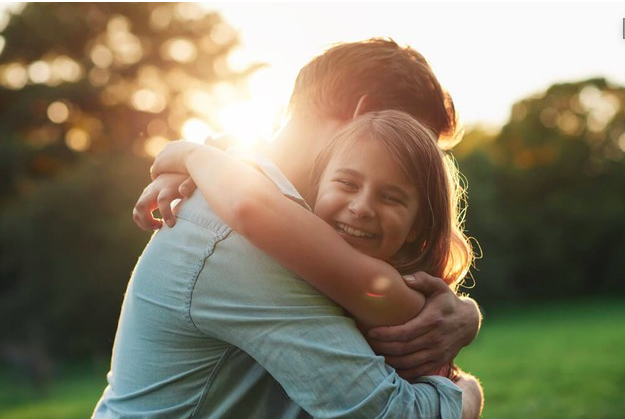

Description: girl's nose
[348,193,375,218]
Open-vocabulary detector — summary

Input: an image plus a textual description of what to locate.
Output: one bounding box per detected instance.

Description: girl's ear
[352,94,370,119]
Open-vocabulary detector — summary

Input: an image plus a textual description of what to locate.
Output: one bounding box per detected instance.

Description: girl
[151,110,473,375]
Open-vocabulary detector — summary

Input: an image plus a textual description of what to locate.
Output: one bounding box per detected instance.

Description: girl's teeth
[339,223,373,238]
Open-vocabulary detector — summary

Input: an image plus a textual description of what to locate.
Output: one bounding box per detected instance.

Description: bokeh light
[150,6,172,30]
[90,44,114,68]
[89,68,110,86]
[47,101,70,124]
[28,60,51,84]
[65,128,91,152]
[144,135,170,158]
[2,62,28,89]
[579,85,620,133]
[164,38,197,63]
[131,88,166,113]
[106,15,143,66]
[51,56,83,82]
[175,2,203,21]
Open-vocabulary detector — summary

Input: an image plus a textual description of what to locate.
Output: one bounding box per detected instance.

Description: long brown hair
[311,110,473,289]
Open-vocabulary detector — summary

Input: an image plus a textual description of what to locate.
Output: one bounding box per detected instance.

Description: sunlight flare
[182,118,213,143]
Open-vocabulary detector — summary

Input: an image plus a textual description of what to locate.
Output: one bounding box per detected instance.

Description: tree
[459,78,625,303]
[0,3,259,360]
[0,2,260,202]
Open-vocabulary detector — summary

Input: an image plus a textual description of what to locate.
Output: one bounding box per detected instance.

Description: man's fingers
[396,361,439,380]
[367,318,435,342]
[368,339,406,356]
[403,271,449,296]
[382,349,436,370]
[367,333,432,355]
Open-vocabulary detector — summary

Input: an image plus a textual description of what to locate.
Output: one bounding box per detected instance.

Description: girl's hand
[132,173,195,230]
[150,141,202,180]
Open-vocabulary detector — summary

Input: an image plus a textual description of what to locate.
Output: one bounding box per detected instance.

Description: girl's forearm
[184,146,425,328]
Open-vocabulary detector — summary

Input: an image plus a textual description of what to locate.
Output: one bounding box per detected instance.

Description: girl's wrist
[184,143,205,172]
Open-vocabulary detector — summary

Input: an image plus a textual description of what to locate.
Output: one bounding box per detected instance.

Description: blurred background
[0,3,623,419]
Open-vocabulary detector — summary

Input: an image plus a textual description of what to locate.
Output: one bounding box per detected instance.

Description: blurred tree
[0,154,152,357]
[0,2,261,203]
[0,3,260,361]
[459,78,625,304]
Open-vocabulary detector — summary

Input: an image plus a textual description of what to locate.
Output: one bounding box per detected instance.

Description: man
[94,38,483,418]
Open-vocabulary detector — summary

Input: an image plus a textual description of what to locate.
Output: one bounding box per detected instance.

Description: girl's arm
[151,142,425,329]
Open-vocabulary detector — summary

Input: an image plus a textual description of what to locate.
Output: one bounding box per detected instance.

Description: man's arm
[187,223,463,419]
[367,272,482,378]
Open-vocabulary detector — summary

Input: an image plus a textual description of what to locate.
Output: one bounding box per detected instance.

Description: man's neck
[262,115,344,205]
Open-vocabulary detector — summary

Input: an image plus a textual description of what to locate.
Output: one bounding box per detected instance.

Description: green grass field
[0,359,108,419]
[456,299,625,419]
[1,299,624,419]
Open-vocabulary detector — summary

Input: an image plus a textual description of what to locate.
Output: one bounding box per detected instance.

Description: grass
[1,299,623,419]
[0,359,108,419]
[456,298,625,419]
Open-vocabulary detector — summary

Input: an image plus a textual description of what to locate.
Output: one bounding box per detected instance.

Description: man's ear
[352,94,370,119]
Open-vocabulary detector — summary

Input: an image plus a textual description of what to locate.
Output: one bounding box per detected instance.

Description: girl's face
[314,138,419,261]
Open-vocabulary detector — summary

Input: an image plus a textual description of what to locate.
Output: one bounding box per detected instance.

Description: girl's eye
[336,179,357,189]
[381,194,403,205]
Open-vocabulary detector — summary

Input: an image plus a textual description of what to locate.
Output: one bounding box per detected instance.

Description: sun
[183,67,290,149]
[216,68,290,148]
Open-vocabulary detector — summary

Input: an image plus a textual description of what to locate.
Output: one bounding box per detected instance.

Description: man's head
[288,38,460,147]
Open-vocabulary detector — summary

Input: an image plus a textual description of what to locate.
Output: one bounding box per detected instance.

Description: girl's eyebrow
[335,168,363,178]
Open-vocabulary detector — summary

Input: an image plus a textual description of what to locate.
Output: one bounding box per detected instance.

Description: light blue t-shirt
[92,151,462,419]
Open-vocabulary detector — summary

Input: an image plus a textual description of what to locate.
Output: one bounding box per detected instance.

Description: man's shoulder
[227,147,312,211]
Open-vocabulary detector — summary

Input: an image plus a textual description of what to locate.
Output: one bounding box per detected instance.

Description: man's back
[93,188,311,418]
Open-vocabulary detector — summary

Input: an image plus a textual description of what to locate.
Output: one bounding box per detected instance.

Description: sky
[0,2,622,140]
[204,2,625,130]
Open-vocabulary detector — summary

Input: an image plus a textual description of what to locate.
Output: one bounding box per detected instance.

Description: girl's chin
[340,235,381,258]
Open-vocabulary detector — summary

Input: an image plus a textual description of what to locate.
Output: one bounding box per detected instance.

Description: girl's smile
[314,138,419,261]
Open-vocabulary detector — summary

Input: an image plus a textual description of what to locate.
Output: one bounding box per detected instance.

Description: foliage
[0,2,259,202]
[0,154,152,357]
[0,3,257,361]
[458,78,625,303]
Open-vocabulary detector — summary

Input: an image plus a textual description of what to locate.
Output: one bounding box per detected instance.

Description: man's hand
[366,272,481,380]
[132,173,196,230]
